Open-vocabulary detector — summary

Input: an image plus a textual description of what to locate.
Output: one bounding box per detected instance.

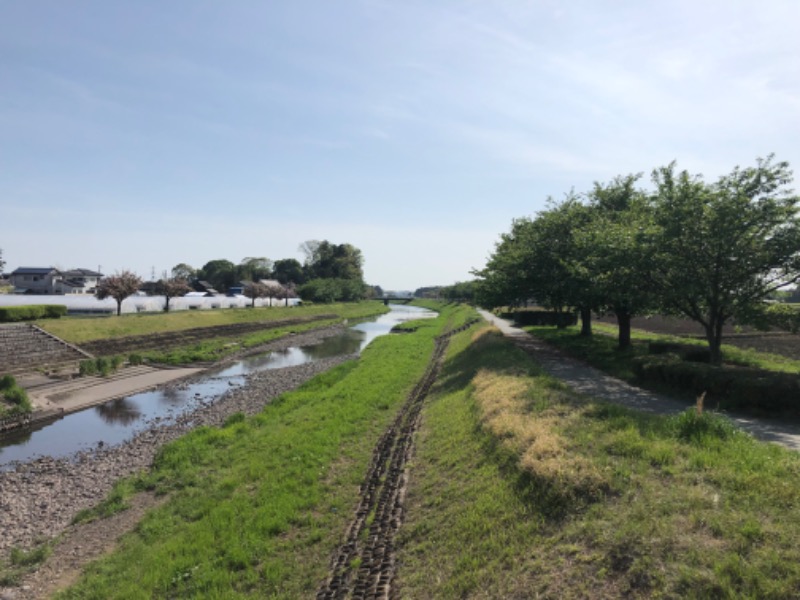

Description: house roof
[11,267,58,275]
[11,267,103,277]
[62,268,103,277]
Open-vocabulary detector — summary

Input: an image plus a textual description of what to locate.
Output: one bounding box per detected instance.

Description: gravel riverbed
[0,325,356,561]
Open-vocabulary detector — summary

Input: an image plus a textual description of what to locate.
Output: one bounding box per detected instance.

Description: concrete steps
[0,323,93,375]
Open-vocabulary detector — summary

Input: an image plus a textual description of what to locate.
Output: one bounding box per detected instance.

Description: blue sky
[2,1,798,290]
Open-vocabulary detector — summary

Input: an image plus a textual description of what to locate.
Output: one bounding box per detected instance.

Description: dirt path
[479,310,800,452]
[316,321,477,600]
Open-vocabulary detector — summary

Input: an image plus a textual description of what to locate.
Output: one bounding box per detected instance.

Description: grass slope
[56,304,470,599]
[397,325,800,598]
[38,302,388,345]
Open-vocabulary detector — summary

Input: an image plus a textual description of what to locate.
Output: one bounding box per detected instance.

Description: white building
[10,267,103,295]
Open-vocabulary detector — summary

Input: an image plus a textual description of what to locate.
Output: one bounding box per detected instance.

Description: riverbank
[0,325,355,561]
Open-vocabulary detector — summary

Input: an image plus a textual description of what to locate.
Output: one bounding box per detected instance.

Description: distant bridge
[382,296,415,305]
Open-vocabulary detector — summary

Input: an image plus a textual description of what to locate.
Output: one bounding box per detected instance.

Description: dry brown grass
[472,369,610,501]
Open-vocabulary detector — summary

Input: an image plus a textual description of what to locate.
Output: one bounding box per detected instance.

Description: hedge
[632,353,800,415]
[0,304,67,323]
[501,309,577,328]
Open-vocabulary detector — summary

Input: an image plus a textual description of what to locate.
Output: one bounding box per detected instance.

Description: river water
[0,304,435,467]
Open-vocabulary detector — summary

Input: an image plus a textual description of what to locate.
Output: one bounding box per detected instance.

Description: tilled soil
[317,320,477,600]
[0,325,353,600]
[594,314,800,360]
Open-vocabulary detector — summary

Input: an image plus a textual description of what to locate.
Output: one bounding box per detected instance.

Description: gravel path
[0,326,356,599]
[479,310,800,452]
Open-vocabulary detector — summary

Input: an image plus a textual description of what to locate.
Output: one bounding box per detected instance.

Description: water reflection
[159,386,187,407]
[95,398,142,426]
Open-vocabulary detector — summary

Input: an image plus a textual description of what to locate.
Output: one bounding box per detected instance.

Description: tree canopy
[476,155,800,364]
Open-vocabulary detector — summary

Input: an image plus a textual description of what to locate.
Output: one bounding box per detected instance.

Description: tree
[272,258,306,285]
[242,282,268,307]
[155,277,192,312]
[475,218,540,310]
[298,278,366,303]
[171,263,195,281]
[0,248,5,274]
[262,281,284,305]
[237,257,272,282]
[197,259,237,292]
[581,174,657,348]
[302,240,364,281]
[96,270,143,316]
[649,155,800,365]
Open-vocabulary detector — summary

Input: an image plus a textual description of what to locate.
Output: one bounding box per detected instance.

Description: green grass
[397,325,800,598]
[0,544,52,587]
[37,302,388,345]
[55,303,471,599]
[0,374,32,416]
[133,317,347,365]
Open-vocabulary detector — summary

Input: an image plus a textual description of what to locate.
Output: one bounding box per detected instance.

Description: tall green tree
[171,263,195,281]
[581,174,657,348]
[475,218,538,310]
[649,155,800,365]
[302,240,364,281]
[272,258,305,285]
[197,259,237,292]
[237,257,272,282]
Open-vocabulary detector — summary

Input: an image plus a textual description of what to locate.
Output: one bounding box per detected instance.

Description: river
[0,304,435,467]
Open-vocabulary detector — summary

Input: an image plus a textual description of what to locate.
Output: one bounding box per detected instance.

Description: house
[10,267,103,295]
[57,269,103,294]
[191,280,219,296]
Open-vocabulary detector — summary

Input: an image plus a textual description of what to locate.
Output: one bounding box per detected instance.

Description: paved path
[479,310,800,452]
[23,366,202,414]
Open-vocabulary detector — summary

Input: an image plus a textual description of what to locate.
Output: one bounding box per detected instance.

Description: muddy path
[317,320,477,600]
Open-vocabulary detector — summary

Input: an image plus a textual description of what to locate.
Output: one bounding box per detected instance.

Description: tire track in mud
[317,320,478,600]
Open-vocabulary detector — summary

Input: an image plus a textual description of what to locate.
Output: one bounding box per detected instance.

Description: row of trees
[475,155,800,365]
[95,240,371,314]
[171,240,367,301]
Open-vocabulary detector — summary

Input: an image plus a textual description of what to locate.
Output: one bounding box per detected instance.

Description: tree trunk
[556,307,568,329]
[116,300,122,316]
[579,307,592,337]
[705,320,724,366]
[615,309,632,350]
[165,297,171,312]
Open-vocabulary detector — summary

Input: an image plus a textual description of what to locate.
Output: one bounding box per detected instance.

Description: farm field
[595,314,800,361]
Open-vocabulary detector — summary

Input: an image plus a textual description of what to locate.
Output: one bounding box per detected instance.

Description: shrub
[633,354,800,415]
[501,310,577,327]
[0,305,67,322]
[669,409,739,443]
[96,357,111,376]
[128,353,144,366]
[79,359,98,376]
[0,374,15,391]
[0,375,32,412]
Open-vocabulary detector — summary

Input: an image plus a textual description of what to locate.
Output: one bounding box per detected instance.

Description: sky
[1,1,799,291]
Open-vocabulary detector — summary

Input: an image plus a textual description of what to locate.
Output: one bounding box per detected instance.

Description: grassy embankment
[18,303,800,598]
[37,302,389,365]
[49,302,473,598]
[398,325,800,598]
